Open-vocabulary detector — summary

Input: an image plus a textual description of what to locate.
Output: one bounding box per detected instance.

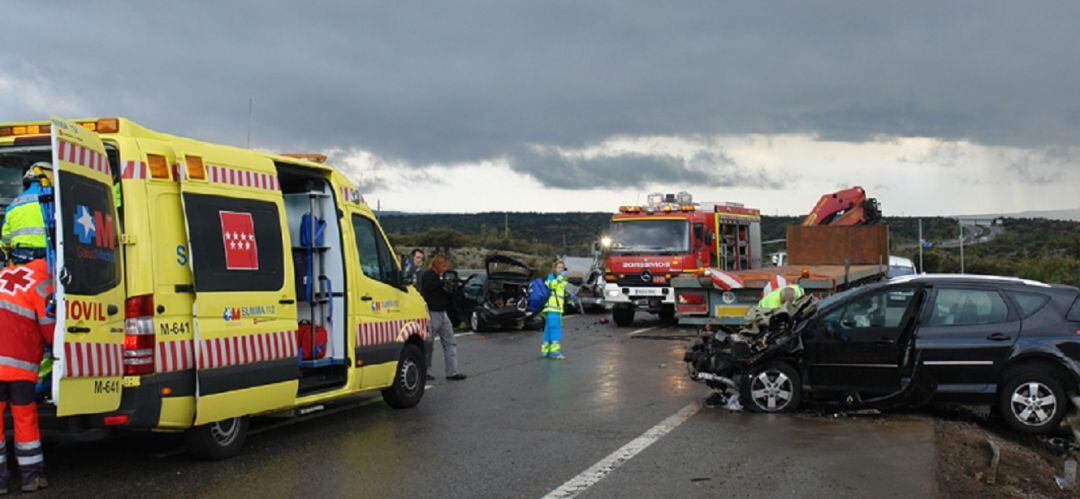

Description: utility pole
[918,218,924,273]
[504,212,509,238]
[958,219,965,274]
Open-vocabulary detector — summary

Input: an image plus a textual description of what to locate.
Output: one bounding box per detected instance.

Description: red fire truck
[601,192,762,326]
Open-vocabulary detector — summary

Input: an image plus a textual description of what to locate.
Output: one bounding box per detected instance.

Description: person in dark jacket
[419,255,466,381]
[404,248,425,286]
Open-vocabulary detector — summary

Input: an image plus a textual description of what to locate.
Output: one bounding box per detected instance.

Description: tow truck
[601,192,762,326]
[672,186,890,328]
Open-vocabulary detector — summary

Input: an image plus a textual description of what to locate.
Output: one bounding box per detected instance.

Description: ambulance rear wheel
[185,416,249,460]
[382,343,426,409]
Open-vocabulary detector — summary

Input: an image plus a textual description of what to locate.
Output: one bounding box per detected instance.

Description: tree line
[381,212,1080,286]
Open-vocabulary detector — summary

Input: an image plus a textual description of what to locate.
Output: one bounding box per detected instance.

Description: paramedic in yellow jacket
[2,164,51,263]
[541,261,568,360]
[758,284,805,309]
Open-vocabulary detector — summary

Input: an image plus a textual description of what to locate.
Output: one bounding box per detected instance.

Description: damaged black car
[685,274,1080,434]
[454,255,536,331]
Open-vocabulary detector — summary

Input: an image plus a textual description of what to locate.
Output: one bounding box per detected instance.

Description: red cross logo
[0,267,35,296]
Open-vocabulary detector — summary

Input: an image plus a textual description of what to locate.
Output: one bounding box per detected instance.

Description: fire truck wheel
[185,416,250,460]
[612,307,635,327]
[382,343,426,409]
[658,307,676,323]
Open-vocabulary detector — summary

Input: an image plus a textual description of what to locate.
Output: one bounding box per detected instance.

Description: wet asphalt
[37,313,937,498]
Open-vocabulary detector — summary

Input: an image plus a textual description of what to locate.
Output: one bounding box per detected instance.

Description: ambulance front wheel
[382,343,426,409]
[185,416,250,460]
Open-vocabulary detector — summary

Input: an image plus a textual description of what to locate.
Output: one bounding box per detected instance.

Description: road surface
[41,314,937,498]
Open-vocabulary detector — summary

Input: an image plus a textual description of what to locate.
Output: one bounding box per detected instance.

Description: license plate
[629,288,663,296]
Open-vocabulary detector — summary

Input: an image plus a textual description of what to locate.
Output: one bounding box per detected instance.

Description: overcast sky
[3,1,1078,215]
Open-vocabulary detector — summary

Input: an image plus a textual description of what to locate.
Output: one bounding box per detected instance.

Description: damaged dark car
[455,255,536,331]
[685,274,1080,434]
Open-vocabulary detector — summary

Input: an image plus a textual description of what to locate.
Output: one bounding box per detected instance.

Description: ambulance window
[183,193,284,292]
[59,170,121,295]
[351,215,398,285]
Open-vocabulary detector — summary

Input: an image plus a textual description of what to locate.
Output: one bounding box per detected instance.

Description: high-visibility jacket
[0,259,54,382]
[1,182,47,250]
[758,284,805,309]
[543,273,567,314]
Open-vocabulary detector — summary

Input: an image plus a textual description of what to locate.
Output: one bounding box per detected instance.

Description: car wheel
[185,416,250,460]
[743,362,801,413]
[382,343,426,409]
[470,310,483,332]
[998,367,1067,434]
[612,307,634,327]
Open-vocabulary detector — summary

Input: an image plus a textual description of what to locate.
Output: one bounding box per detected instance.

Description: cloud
[2,1,1079,169]
[509,146,783,190]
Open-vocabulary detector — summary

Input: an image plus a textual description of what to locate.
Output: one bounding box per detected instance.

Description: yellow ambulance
[0,116,432,459]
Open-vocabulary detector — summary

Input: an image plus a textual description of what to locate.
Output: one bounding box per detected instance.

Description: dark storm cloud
[3,1,1078,188]
[511,148,783,190]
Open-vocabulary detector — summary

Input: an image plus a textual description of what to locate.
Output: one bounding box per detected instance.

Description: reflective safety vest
[758,284,805,309]
[1,182,47,250]
[543,273,567,314]
[0,259,54,382]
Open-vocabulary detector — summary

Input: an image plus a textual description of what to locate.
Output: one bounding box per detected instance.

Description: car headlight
[607,289,621,297]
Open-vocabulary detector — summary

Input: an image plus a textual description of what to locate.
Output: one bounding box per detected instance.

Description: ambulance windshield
[608,219,689,254]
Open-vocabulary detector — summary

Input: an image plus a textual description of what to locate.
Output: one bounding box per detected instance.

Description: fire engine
[601,192,761,326]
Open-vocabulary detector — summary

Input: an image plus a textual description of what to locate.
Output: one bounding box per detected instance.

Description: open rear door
[173,146,299,425]
[49,117,126,416]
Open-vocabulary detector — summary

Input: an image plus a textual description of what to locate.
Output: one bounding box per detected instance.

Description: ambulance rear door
[49,117,126,416]
[174,146,299,425]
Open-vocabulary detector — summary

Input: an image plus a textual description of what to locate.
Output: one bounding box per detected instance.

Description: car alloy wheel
[471,311,481,332]
[1009,381,1057,427]
[750,369,794,411]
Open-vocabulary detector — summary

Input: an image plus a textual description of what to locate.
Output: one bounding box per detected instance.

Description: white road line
[628,326,656,337]
[542,402,701,499]
[436,331,475,341]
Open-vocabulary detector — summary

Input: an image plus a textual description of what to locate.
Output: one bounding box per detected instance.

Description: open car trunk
[480,255,533,325]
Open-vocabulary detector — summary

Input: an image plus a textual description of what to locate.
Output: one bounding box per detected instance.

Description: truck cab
[601,192,761,327]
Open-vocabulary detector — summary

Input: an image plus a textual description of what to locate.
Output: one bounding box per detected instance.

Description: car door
[913,286,1020,392]
[349,212,410,386]
[49,116,127,416]
[803,285,918,396]
[175,148,299,425]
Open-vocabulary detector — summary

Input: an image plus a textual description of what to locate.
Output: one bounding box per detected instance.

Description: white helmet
[23,162,52,187]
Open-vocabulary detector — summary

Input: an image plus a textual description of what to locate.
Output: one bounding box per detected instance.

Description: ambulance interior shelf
[280,176,346,376]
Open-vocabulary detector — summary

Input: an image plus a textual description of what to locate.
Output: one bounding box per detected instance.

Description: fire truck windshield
[608,219,689,254]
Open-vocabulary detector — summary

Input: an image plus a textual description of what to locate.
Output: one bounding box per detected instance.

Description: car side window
[927,288,1009,326]
[1007,291,1049,318]
[838,288,914,329]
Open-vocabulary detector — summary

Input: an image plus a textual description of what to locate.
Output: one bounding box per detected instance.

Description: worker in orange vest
[0,258,54,493]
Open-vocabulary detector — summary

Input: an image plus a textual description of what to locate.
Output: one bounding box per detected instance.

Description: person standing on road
[541,260,568,360]
[404,248,425,286]
[0,258,54,492]
[420,254,467,381]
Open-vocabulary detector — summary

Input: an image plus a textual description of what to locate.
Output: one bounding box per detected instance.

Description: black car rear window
[1068,296,1080,322]
[1007,291,1050,318]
